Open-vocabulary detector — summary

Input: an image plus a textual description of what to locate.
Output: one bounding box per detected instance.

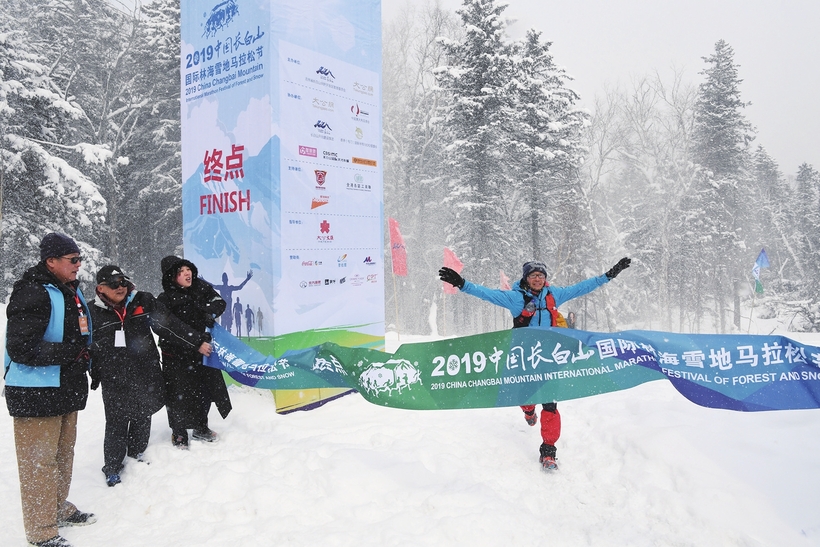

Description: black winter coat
[89,290,211,419]
[4,262,90,417]
[157,257,231,427]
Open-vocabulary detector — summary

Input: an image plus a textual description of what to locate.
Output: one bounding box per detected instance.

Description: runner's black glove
[605,257,631,279]
[438,267,465,289]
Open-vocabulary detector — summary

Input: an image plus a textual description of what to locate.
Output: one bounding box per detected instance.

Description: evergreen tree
[24,0,146,265]
[383,1,458,333]
[507,30,588,266]
[117,0,184,292]
[0,29,106,297]
[435,0,516,285]
[689,40,755,332]
[693,40,754,179]
[795,163,820,299]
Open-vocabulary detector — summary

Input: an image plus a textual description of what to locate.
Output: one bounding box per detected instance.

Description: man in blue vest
[4,233,97,547]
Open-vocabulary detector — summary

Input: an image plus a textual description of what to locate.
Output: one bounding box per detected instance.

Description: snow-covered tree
[507,29,589,266]
[22,0,155,269]
[687,40,755,332]
[116,0,184,292]
[795,163,820,298]
[0,29,106,298]
[693,40,754,179]
[435,0,517,285]
[383,0,460,333]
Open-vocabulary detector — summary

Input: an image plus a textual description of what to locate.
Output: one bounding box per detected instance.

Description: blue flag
[752,248,770,293]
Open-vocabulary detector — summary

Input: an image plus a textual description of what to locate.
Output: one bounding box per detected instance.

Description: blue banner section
[206,324,820,411]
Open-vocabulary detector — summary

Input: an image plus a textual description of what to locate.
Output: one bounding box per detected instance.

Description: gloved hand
[438,267,465,289]
[605,257,631,279]
[90,378,100,390]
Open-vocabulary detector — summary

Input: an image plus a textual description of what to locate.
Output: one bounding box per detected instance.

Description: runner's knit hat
[39,233,81,261]
[522,261,548,278]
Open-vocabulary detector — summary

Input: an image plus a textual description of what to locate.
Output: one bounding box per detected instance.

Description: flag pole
[442,291,447,336]
[747,291,755,334]
[391,269,400,341]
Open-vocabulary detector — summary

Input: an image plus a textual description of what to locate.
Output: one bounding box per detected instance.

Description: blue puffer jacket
[461,274,609,327]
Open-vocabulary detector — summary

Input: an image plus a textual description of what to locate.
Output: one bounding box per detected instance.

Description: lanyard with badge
[112,306,127,347]
[75,294,90,336]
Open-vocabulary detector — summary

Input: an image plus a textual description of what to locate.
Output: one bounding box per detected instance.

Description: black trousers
[102,409,151,475]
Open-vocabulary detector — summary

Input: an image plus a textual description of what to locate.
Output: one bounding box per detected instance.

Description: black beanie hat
[522,261,548,279]
[39,233,81,261]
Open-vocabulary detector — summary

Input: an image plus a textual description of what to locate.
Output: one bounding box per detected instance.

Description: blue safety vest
[3,284,91,387]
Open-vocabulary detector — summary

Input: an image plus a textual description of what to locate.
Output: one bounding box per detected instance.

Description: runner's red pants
[521,404,561,445]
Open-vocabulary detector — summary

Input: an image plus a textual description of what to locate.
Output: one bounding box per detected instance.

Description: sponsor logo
[301,260,323,267]
[318,219,334,243]
[353,81,374,96]
[367,274,379,283]
[314,170,327,186]
[311,195,330,209]
[316,66,335,81]
[352,156,377,167]
[349,274,365,286]
[347,172,372,192]
[300,279,323,288]
[313,120,332,134]
[355,127,364,140]
[324,278,336,286]
[299,145,317,157]
[323,150,350,163]
[340,277,346,284]
[363,256,377,266]
[313,98,335,111]
[337,254,348,267]
[351,104,370,123]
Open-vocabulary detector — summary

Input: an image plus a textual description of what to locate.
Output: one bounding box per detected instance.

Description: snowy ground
[2,312,820,546]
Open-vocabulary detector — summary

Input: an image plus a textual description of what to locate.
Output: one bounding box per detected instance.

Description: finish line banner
[206,324,820,412]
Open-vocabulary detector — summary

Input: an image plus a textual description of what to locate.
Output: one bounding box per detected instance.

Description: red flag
[388,218,408,276]
[442,247,463,294]
[500,270,511,291]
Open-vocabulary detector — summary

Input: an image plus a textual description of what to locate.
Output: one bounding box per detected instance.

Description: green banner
[209,324,666,409]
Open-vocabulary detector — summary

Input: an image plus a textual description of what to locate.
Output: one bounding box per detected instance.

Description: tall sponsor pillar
[180,0,384,409]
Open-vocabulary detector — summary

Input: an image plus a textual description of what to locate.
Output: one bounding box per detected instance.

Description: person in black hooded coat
[157,256,231,448]
[89,265,214,483]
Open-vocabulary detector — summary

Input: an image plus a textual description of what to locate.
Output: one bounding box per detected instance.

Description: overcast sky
[384,0,820,176]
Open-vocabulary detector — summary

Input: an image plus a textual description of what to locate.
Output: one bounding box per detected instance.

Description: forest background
[1,0,818,337]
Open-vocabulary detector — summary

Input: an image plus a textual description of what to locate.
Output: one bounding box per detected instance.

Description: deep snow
[2,313,820,546]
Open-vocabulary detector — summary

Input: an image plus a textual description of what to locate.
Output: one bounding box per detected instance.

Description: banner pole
[747,291,756,334]
[443,292,447,336]
[392,270,400,341]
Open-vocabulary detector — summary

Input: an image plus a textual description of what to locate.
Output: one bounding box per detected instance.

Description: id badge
[115,329,126,347]
[78,315,90,336]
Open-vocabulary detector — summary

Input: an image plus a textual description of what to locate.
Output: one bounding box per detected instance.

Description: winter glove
[438,267,465,289]
[90,378,100,391]
[605,257,631,279]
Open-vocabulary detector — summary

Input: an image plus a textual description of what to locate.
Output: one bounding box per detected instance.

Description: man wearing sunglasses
[4,233,97,547]
[89,265,214,487]
[439,257,631,471]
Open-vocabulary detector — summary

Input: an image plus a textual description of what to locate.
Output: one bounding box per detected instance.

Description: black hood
[160,256,198,292]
